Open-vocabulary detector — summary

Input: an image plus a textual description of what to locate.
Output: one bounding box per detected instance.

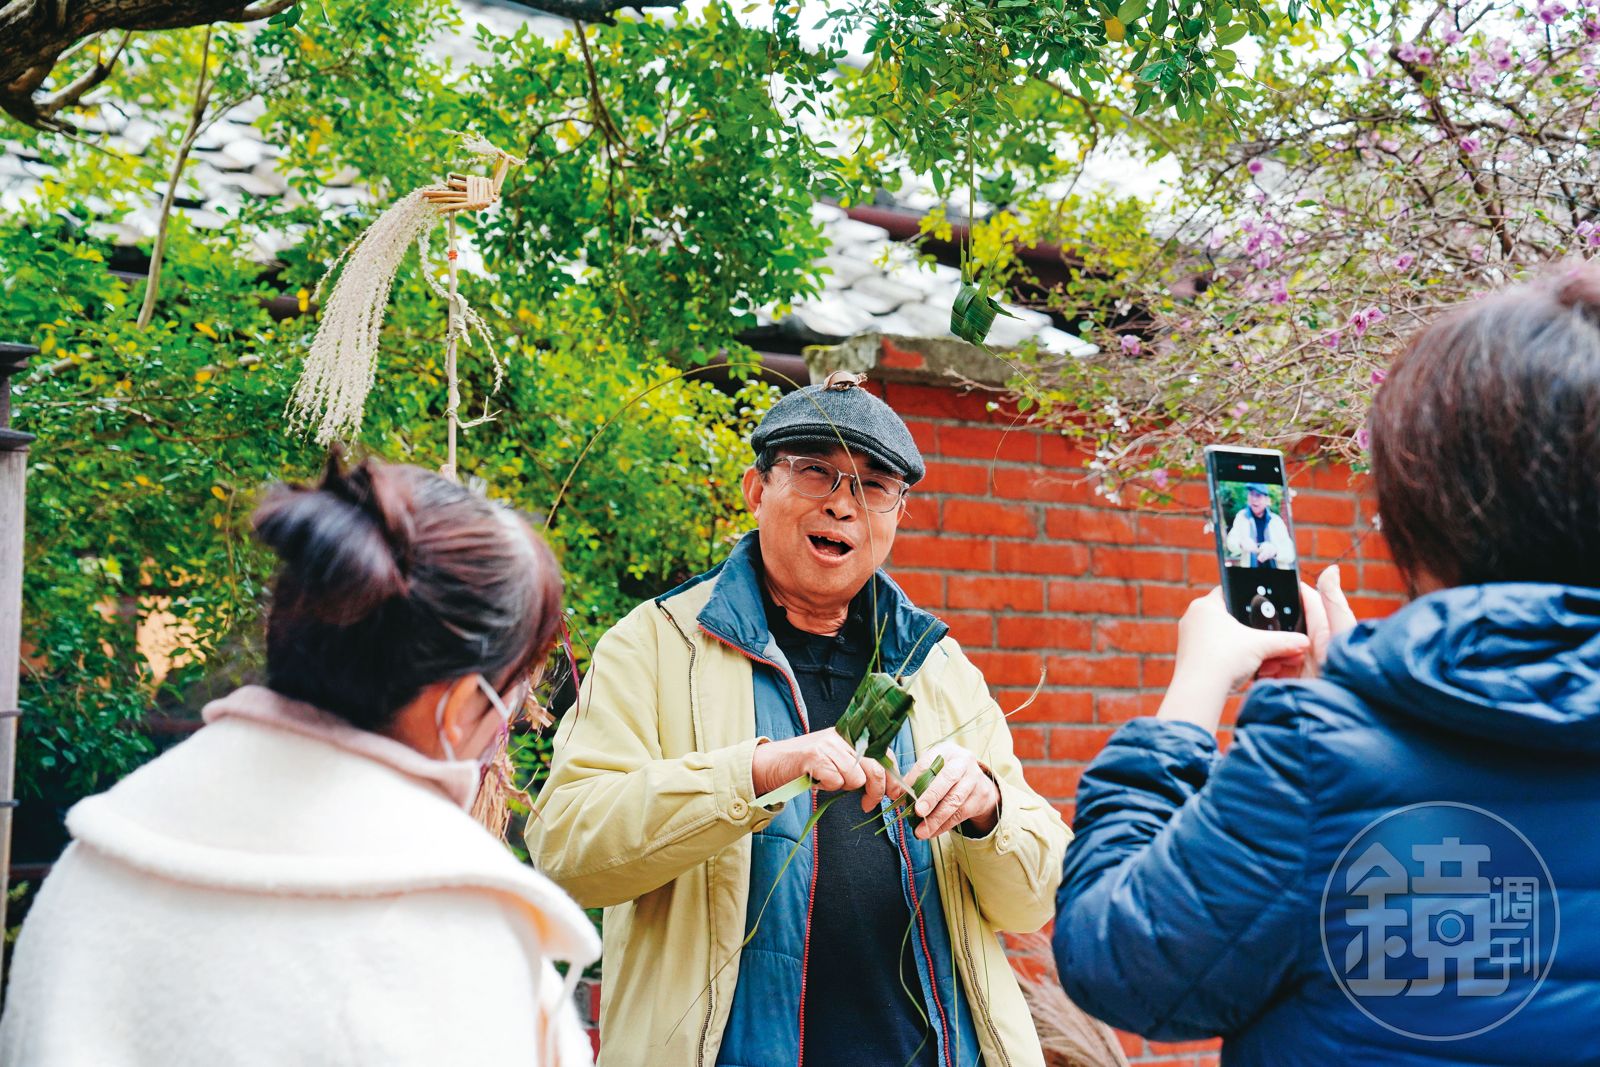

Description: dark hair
[1370,263,1600,591]
[252,452,564,731]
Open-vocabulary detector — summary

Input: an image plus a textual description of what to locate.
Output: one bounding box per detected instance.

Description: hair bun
[325,454,417,581]
[253,452,411,623]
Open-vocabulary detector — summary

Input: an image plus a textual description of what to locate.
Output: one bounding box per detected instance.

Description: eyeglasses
[771,455,909,514]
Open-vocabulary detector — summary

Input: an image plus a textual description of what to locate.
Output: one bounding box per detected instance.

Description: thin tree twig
[136,27,216,330]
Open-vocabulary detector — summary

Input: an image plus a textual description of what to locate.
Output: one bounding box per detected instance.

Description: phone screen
[1205,447,1305,632]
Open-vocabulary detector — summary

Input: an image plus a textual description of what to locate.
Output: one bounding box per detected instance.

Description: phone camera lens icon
[1259,601,1277,620]
[1256,585,1267,595]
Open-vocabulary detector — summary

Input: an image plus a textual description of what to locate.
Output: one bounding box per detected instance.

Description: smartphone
[1204,445,1305,632]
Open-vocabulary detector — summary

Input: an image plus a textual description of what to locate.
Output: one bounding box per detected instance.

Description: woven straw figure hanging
[288,134,524,478]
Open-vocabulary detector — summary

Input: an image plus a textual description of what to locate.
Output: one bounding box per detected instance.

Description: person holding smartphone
[1053,265,1600,1064]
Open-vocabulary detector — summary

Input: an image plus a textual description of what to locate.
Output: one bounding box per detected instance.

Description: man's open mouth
[807,534,854,558]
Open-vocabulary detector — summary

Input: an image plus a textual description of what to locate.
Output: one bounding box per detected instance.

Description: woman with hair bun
[0,453,597,1066]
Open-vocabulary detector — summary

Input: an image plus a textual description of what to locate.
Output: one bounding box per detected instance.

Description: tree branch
[136,26,214,330]
[31,28,133,127]
[2,0,686,128]
[498,0,684,25]
[233,0,295,17]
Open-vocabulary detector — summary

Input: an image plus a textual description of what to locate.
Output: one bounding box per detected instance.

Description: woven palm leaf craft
[753,620,947,826]
[949,279,1015,347]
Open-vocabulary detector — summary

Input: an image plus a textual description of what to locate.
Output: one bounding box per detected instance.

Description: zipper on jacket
[657,604,719,1067]
[697,622,817,1067]
[797,802,819,1067]
[893,815,954,1067]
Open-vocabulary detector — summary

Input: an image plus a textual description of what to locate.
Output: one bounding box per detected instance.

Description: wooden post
[0,342,36,941]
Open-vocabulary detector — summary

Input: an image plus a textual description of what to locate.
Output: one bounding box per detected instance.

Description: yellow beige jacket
[528,574,1071,1067]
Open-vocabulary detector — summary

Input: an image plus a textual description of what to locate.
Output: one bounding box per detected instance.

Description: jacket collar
[203,686,483,809]
[663,531,948,678]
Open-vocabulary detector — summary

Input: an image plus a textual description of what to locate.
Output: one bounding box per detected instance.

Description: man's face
[742,445,904,608]
[1248,490,1269,517]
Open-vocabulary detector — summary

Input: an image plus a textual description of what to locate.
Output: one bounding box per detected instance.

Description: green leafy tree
[3,0,1331,800]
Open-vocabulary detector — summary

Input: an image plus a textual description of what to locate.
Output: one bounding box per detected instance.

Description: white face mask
[434,674,515,763]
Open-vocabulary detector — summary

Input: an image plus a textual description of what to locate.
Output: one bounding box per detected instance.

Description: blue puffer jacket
[1055,584,1600,1066]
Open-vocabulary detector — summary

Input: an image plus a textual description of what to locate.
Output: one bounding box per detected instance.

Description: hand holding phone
[1204,446,1305,632]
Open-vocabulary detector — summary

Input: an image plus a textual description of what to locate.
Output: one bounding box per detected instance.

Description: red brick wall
[874,378,1407,1066]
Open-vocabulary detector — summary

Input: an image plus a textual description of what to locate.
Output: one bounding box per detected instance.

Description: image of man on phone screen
[1225,483,1297,569]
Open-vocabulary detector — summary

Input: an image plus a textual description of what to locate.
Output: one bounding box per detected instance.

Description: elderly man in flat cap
[530,374,1069,1067]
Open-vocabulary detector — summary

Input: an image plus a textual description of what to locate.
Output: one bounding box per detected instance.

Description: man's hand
[752,728,891,812]
[1256,542,1278,562]
[890,743,1000,840]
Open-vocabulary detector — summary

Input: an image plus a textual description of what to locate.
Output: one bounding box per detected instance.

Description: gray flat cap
[751,371,925,484]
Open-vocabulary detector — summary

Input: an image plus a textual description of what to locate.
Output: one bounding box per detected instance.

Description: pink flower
[1537,0,1568,24]
[1152,469,1170,490]
[1397,40,1421,62]
[1489,38,1514,69]
[1323,331,1343,350]
[1371,369,1388,385]
[1231,402,1250,417]
[1416,45,1436,64]
[1247,158,1264,174]
[1460,135,1482,154]
[1356,426,1372,450]
[1269,278,1290,304]
[1349,306,1387,336]
[1469,244,1487,261]
[1379,137,1400,152]
[1119,334,1142,356]
[1575,220,1600,247]
[1442,27,1464,44]
[1395,253,1415,270]
[1584,17,1600,39]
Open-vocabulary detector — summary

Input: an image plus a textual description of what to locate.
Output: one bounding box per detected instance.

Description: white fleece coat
[0,686,600,1067]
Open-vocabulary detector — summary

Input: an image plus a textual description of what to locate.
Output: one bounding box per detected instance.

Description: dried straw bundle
[1003,930,1129,1067]
[288,190,442,445]
[470,740,521,838]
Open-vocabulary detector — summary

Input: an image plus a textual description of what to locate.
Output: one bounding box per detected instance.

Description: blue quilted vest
[678,534,982,1067]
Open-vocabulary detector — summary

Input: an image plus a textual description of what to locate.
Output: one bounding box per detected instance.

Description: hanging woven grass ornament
[287,134,524,453]
[950,280,1015,347]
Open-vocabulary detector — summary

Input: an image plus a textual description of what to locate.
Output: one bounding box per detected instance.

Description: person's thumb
[1318,564,1358,637]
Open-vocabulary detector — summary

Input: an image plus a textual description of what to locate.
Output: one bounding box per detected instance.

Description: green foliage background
[1,0,1318,805]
